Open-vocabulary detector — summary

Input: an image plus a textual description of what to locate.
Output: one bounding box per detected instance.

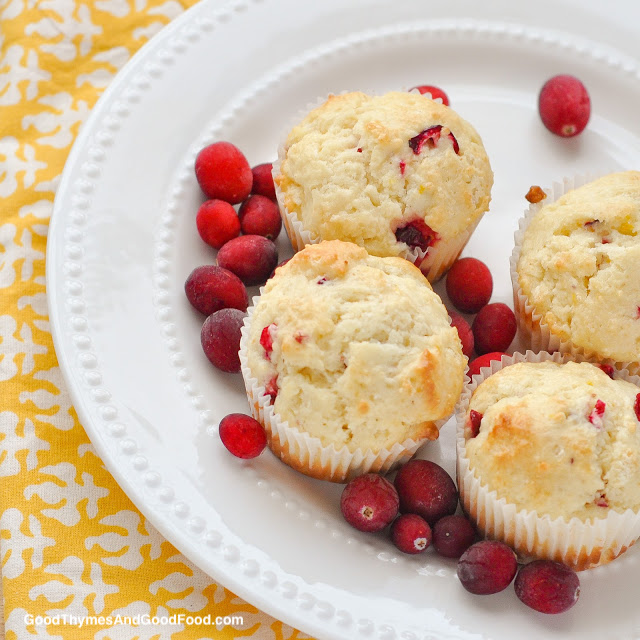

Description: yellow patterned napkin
[0,2,312,638]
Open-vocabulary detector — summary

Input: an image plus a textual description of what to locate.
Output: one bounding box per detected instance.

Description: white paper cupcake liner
[239,292,444,483]
[509,171,639,376]
[272,92,486,282]
[455,350,640,570]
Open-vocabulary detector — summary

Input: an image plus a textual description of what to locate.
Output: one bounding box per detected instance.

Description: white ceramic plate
[47,1,640,638]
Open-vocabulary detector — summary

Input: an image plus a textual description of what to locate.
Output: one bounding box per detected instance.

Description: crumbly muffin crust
[275,91,493,257]
[517,171,640,363]
[246,240,466,452]
[464,360,640,521]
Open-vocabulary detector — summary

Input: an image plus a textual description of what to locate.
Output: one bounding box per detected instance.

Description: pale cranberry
[217,235,278,286]
[340,474,399,533]
[514,560,580,614]
[393,459,458,526]
[196,199,241,249]
[238,194,282,240]
[184,265,248,315]
[251,162,276,200]
[391,514,432,554]
[219,413,267,459]
[538,75,590,137]
[200,308,246,373]
[195,141,253,204]
[472,303,517,355]
[445,257,493,314]
[432,515,476,558]
[457,540,518,595]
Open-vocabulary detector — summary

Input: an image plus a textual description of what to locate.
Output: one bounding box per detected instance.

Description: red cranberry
[195,141,252,204]
[217,235,279,286]
[635,393,640,422]
[468,352,507,378]
[588,399,606,428]
[457,540,518,595]
[538,75,590,138]
[264,375,278,404]
[448,311,474,358]
[340,474,399,533]
[260,323,276,359]
[472,303,517,355]
[200,308,246,373]
[445,257,493,314]
[409,125,459,155]
[393,459,458,526]
[219,413,267,459]
[238,194,282,240]
[394,219,439,252]
[467,410,483,438]
[433,515,476,558]
[251,162,276,200]
[514,560,580,614]
[184,265,248,316]
[409,84,450,106]
[598,363,615,378]
[391,514,432,554]
[196,199,241,250]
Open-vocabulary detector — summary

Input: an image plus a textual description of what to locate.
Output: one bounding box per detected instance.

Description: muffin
[239,239,466,482]
[456,351,640,570]
[513,171,640,373]
[274,91,493,282]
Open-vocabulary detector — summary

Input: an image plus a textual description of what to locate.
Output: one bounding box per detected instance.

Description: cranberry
[588,399,606,428]
[467,410,483,438]
[472,303,517,355]
[394,219,439,252]
[219,413,267,459]
[196,199,241,250]
[195,141,253,204]
[432,515,476,558]
[340,474,399,533]
[468,352,507,379]
[445,257,493,314]
[391,514,432,554]
[448,311,474,358]
[393,459,458,526]
[250,162,276,200]
[409,84,450,106]
[217,235,279,286]
[457,540,518,595]
[238,194,282,240]
[538,74,590,138]
[598,363,615,378]
[269,258,290,280]
[264,375,278,404]
[184,265,248,316]
[409,125,459,155]
[200,308,246,373]
[514,560,580,614]
[635,394,640,422]
[260,323,276,359]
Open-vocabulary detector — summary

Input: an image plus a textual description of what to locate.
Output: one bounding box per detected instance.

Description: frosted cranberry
[260,323,276,359]
[588,399,606,428]
[457,540,517,595]
[472,303,517,355]
[340,474,399,533]
[391,514,432,554]
[184,265,248,316]
[409,84,450,106]
[409,125,459,155]
[433,515,476,558]
[393,459,458,526]
[200,308,246,373]
[217,235,278,286]
[195,141,253,204]
[468,410,483,438]
[394,219,439,252]
[219,413,267,459]
[196,199,241,250]
[445,257,493,314]
[538,75,590,138]
[251,162,276,200]
[599,363,615,378]
[238,195,282,240]
[635,394,640,421]
[468,352,507,378]
[448,311,474,358]
[515,560,580,614]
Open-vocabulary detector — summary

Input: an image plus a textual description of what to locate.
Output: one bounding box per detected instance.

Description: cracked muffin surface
[517,171,640,363]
